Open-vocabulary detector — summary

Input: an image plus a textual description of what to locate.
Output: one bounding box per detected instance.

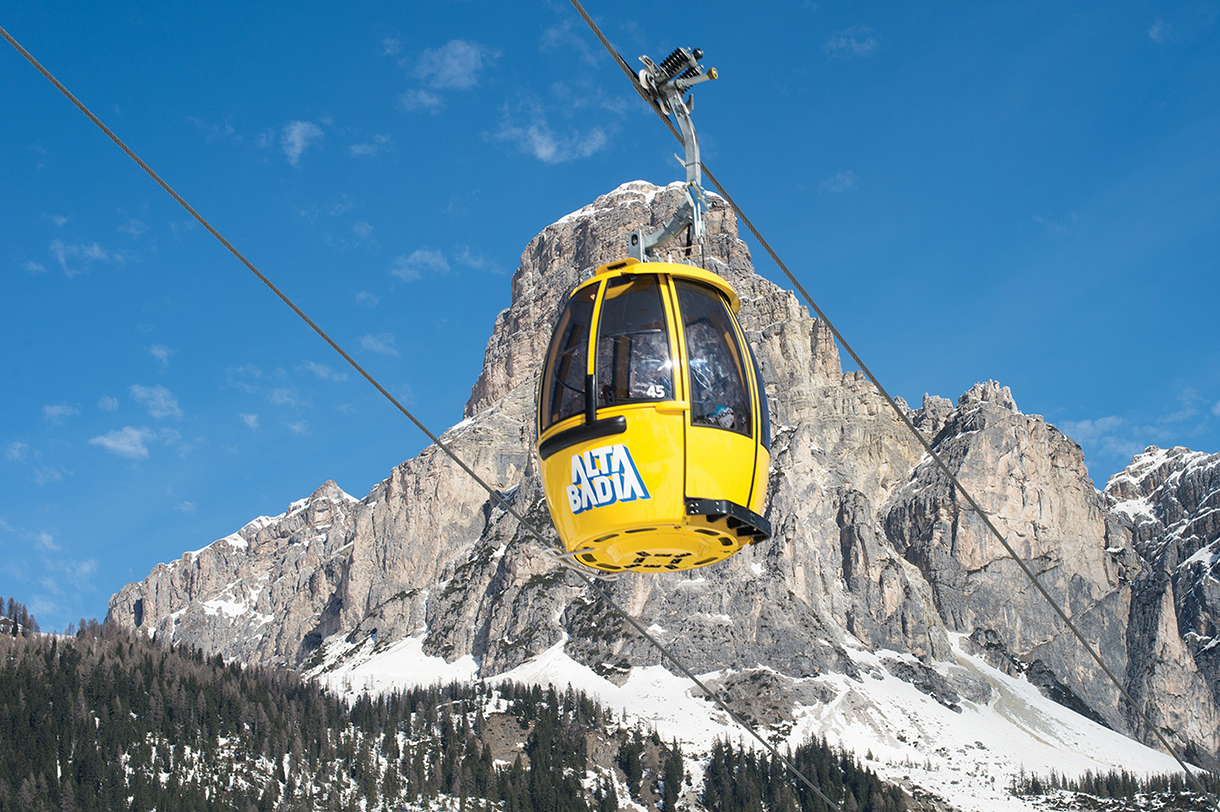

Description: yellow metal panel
[684,425,756,505]
[540,404,686,551]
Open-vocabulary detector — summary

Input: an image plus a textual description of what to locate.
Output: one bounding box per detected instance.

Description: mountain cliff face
[107,181,1220,771]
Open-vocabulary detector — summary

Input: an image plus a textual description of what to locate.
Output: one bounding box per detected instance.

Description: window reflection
[675,281,752,437]
[596,277,674,407]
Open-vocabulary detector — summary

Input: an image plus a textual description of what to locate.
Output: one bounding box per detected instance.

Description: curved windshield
[675,280,752,437]
[596,276,674,407]
[541,286,595,430]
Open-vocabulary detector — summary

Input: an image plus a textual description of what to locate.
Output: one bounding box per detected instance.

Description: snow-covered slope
[305,626,1185,812]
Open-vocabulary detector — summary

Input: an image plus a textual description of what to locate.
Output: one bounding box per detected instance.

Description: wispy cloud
[174,501,196,514]
[49,239,110,277]
[42,403,79,425]
[361,333,400,356]
[240,413,260,430]
[302,361,348,382]
[99,395,120,412]
[818,170,860,195]
[349,134,391,157]
[188,117,239,142]
[118,218,147,237]
[268,388,307,408]
[1059,416,1145,461]
[492,101,607,164]
[355,290,380,308]
[1148,18,1171,44]
[88,426,173,459]
[5,442,29,462]
[285,420,310,436]
[455,247,502,274]
[824,26,879,59]
[391,248,450,281]
[416,40,498,90]
[226,364,265,393]
[130,384,183,419]
[23,261,46,274]
[1060,389,1216,472]
[35,531,59,552]
[352,221,374,239]
[33,466,67,485]
[281,121,324,166]
[399,89,445,113]
[539,20,598,67]
[147,344,175,368]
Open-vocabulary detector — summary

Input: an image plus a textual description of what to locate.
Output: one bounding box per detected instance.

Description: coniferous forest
[0,597,906,812]
[3,596,1216,811]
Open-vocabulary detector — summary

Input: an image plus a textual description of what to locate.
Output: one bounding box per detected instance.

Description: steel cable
[563,0,1214,798]
[3,20,848,812]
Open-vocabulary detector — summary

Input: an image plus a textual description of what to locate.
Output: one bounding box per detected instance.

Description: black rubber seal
[538,415,628,460]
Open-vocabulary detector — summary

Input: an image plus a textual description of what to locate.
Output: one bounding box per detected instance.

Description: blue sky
[2,1,1217,631]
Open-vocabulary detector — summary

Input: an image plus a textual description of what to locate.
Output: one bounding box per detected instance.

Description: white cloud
[268,388,307,408]
[1148,18,1171,43]
[188,117,238,142]
[42,403,79,425]
[130,384,183,419]
[49,239,110,277]
[303,361,348,381]
[824,26,879,59]
[240,413,260,430]
[147,344,175,367]
[23,261,46,274]
[35,531,59,551]
[818,171,860,195]
[391,248,450,281]
[6,442,28,462]
[33,466,67,485]
[383,37,403,57]
[349,134,391,157]
[174,501,197,514]
[352,221,374,239]
[416,40,497,90]
[226,364,265,393]
[1059,416,1146,462]
[493,103,607,164]
[285,420,311,436]
[89,426,155,459]
[99,395,120,411]
[399,88,445,113]
[118,218,147,237]
[539,20,598,67]
[1213,400,1220,417]
[281,121,324,166]
[48,214,68,228]
[355,290,380,307]
[361,333,400,356]
[455,247,503,274]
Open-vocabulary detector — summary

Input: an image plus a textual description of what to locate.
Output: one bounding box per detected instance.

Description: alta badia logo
[566,444,651,514]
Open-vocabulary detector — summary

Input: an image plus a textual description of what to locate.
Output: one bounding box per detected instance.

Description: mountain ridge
[107,182,1220,804]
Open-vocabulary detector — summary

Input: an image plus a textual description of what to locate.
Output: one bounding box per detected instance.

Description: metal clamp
[628,47,717,262]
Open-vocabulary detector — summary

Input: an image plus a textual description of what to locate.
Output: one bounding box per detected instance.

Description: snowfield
[306,628,1190,812]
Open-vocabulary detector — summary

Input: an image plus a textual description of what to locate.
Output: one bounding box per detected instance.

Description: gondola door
[674,279,759,509]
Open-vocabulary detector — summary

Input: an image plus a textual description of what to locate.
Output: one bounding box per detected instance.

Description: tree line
[0,601,910,812]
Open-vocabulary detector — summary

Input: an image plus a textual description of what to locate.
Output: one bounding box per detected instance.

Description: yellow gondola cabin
[537,258,771,573]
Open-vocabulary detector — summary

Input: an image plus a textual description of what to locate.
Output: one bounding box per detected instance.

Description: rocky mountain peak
[108,183,1220,777]
[956,379,1019,413]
